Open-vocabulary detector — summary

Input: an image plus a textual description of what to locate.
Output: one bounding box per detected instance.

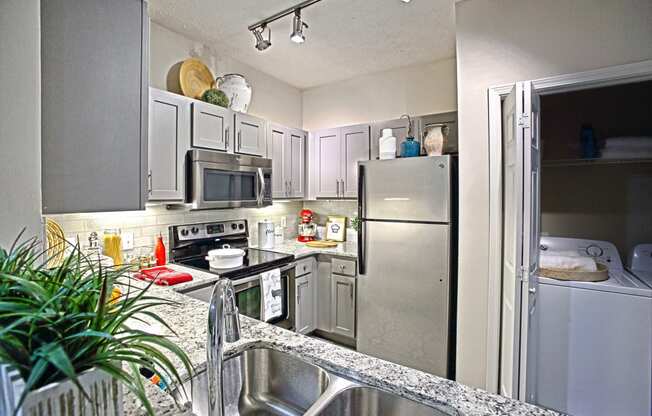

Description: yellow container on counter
[103,229,123,266]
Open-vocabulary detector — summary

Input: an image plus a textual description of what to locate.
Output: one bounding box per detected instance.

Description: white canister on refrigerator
[258,219,275,249]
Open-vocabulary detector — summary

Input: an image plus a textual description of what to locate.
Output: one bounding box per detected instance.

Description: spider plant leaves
[0,234,193,415]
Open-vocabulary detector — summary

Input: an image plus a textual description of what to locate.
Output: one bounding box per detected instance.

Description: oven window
[203,169,257,202]
[237,286,261,320]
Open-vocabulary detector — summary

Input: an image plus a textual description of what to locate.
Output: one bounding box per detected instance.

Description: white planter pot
[1,365,123,416]
[216,74,252,113]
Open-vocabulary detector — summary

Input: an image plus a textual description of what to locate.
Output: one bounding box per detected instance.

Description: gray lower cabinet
[295,274,315,334]
[269,124,306,198]
[330,274,356,338]
[148,88,190,201]
[312,125,370,199]
[235,113,266,156]
[191,101,232,151]
[41,0,149,214]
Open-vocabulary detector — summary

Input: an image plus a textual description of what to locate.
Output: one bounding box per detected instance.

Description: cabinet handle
[225,127,230,149]
[349,282,354,301]
[237,130,242,150]
[290,180,293,195]
[336,180,340,198]
[147,170,152,194]
[340,179,345,197]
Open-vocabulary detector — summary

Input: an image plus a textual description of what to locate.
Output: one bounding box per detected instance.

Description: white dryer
[630,243,652,289]
[532,237,652,416]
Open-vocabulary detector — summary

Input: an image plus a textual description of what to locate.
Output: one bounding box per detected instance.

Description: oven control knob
[586,244,603,257]
[231,223,238,230]
[238,223,245,230]
[190,227,199,235]
[180,229,189,237]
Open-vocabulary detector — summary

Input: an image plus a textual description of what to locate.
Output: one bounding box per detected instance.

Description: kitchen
[1,1,651,416]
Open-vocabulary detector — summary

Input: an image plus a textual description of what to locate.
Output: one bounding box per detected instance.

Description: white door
[191,101,231,151]
[500,82,540,400]
[235,113,266,156]
[289,129,305,198]
[269,124,287,198]
[340,124,370,198]
[314,128,341,198]
[148,89,190,201]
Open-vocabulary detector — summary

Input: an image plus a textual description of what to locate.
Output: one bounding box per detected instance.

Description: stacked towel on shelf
[601,136,652,159]
[540,251,598,272]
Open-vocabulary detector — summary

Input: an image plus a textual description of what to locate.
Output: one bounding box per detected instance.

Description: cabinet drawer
[331,258,356,276]
[296,258,314,277]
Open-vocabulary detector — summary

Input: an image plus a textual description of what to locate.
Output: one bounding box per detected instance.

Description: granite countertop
[124,265,558,416]
[251,238,358,259]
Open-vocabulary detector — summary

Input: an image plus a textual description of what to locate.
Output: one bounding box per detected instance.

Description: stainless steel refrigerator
[357,156,457,379]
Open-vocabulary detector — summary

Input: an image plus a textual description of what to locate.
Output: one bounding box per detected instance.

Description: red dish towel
[135,266,192,286]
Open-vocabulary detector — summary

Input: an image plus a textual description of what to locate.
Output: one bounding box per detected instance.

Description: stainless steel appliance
[187,150,272,210]
[168,220,295,330]
[357,156,457,378]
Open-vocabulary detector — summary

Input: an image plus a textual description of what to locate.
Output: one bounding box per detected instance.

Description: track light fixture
[248,0,322,51]
[290,10,308,44]
[252,25,271,51]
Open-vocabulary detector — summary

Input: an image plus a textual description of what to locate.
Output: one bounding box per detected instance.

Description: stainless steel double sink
[174,348,454,416]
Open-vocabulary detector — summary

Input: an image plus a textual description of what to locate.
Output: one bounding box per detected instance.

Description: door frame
[486,59,652,395]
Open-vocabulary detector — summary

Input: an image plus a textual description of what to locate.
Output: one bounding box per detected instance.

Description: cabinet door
[269,124,287,198]
[148,89,189,201]
[191,101,232,151]
[340,124,370,198]
[295,275,315,334]
[370,118,421,159]
[235,113,266,156]
[289,129,306,198]
[314,129,341,198]
[41,0,148,214]
[316,260,332,332]
[331,275,356,338]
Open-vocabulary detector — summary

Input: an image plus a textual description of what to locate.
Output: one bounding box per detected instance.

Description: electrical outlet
[281,216,287,228]
[121,232,134,250]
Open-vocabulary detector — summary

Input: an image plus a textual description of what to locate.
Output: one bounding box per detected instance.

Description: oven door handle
[231,262,296,288]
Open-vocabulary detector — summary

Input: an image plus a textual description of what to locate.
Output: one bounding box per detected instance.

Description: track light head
[253,25,271,51]
[290,9,308,44]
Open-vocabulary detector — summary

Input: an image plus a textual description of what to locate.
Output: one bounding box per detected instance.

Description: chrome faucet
[207,279,241,416]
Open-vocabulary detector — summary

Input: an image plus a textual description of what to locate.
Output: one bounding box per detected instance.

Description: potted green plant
[0,233,193,415]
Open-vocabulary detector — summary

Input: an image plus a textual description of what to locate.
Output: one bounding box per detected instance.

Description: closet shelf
[542,158,652,167]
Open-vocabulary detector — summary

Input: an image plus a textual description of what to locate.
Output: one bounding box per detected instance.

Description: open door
[500,81,540,400]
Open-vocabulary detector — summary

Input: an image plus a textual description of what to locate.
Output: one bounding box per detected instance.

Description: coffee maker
[297,209,317,242]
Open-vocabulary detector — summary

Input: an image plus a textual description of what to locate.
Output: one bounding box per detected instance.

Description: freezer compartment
[358,157,451,223]
[357,220,452,377]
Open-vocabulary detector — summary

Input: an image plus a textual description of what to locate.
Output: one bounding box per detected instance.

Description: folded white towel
[260,268,282,322]
[540,252,597,272]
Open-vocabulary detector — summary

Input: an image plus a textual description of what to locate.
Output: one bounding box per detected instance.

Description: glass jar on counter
[103,228,123,266]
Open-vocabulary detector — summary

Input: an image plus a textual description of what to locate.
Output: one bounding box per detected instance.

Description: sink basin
[313,386,449,416]
[177,348,330,416]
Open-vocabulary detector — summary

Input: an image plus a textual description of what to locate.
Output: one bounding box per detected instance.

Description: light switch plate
[281,216,287,228]
[121,232,134,250]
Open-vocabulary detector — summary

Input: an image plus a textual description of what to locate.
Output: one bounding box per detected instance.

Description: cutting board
[305,240,338,248]
[135,266,193,286]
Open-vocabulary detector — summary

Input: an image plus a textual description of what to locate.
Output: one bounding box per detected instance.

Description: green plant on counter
[350,216,361,232]
[201,88,230,108]
[0,232,193,415]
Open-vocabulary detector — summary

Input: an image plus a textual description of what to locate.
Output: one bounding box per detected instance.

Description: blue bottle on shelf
[400,137,420,157]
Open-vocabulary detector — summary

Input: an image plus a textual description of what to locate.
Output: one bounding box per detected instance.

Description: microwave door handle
[257,168,265,206]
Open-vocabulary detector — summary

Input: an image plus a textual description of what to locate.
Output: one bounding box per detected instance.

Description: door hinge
[517,113,530,128]
[519,265,529,283]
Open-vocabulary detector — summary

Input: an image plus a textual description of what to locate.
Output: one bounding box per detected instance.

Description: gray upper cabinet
[148,88,190,201]
[312,125,370,199]
[370,117,421,160]
[191,101,232,152]
[269,123,306,198]
[41,0,148,214]
[235,113,266,156]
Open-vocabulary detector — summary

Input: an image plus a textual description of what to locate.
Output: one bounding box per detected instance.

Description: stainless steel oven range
[169,220,295,330]
[187,150,272,210]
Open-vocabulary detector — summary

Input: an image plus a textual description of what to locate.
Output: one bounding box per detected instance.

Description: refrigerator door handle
[358,164,366,275]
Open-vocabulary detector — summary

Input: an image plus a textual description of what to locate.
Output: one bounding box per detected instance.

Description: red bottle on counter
[154,235,166,266]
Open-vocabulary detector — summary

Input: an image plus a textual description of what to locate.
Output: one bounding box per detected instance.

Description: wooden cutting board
[305,240,339,248]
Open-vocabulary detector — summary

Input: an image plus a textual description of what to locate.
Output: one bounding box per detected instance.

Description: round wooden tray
[305,240,338,248]
[539,263,609,282]
[179,58,214,99]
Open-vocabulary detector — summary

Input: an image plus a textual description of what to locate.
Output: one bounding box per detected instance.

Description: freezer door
[359,157,450,223]
[357,221,451,377]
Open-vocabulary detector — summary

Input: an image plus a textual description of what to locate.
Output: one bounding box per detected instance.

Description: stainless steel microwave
[187,150,272,210]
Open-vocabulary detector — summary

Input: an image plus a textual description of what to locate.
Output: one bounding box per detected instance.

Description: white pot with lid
[205,244,245,269]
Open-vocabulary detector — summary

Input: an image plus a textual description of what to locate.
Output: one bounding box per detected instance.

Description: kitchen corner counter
[253,239,358,259]
[124,265,558,416]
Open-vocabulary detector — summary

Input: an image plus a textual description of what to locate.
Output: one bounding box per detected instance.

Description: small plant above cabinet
[41,0,149,214]
[269,124,306,199]
[310,124,370,199]
[147,88,191,201]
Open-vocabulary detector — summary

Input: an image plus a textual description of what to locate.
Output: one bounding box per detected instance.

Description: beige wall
[149,22,303,129]
[0,0,42,247]
[302,59,457,131]
[455,0,652,389]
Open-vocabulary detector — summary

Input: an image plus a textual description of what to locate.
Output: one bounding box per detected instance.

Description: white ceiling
[148,0,456,90]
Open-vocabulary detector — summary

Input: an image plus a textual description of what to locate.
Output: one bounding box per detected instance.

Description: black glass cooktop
[176,248,294,280]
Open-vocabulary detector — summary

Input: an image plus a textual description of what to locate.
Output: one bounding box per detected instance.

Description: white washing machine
[532,237,652,416]
[630,243,652,289]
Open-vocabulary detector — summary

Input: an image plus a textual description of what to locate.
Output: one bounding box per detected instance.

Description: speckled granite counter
[251,239,358,259]
[124,265,557,416]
